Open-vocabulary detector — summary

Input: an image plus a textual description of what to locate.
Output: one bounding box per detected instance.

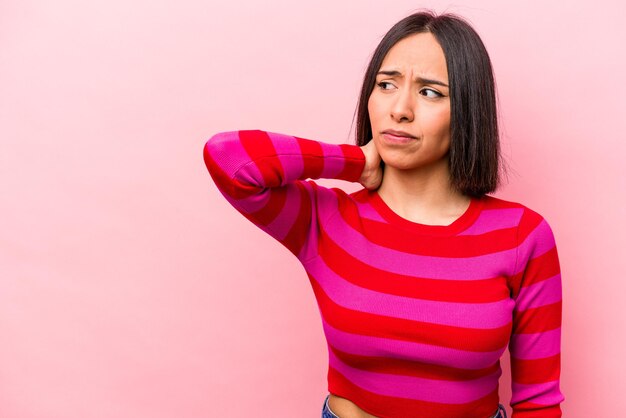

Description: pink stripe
[322,318,505,370]
[264,184,303,241]
[319,142,350,178]
[205,131,254,178]
[515,220,556,274]
[207,131,329,246]
[265,131,305,180]
[321,198,518,280]
[229,188,270,213]
[212,141,270,193]
[459,208,524,235]
[511,380,564,405]
[207,133,304,241]
[221,192,264,217]
[221,191,294,243]
[266,131,349,179]
[510,328,561,360]
[307,256,514,329]
[515,274,562,311]
[297,180,320,264]
[357,201,387,222]
[329,348,501,403]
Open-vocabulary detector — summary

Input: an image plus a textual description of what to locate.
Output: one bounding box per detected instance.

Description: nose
[390,86,415,122]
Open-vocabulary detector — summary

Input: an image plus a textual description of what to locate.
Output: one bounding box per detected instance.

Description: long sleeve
[508,208,565,417]
[203,129,366,261]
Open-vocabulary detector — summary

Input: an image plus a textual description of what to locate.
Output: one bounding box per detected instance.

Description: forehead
[380,32,448,80]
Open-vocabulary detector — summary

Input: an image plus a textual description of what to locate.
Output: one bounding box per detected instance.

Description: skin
[329,32,471,418]
[358,31,471,227]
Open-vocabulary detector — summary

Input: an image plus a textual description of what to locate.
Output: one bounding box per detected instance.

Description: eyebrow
[376,70,449,88]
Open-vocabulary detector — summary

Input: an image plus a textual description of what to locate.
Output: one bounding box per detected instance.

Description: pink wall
[2,1,624,416]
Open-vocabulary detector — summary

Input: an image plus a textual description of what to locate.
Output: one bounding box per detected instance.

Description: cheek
[420,106,451,136]
[367,93,386,125]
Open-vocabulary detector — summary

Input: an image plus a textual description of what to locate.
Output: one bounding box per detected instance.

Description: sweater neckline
[367,189,484,236]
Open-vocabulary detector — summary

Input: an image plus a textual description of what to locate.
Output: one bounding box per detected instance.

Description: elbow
[204,130,239,154]
[203,130,240,171]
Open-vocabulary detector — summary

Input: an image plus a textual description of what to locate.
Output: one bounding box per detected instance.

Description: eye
[420,88,443,98]
[376,81,394,90]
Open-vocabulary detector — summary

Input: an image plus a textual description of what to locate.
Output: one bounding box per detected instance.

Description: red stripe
[513,302,562,333]
[328,366,500,418]
[318,227,510,303]
[517,209,545,243]
[510,247,560,298]
[309,273,512,352]
[521,247,560,287]
[294,136,324,179]
[280,181,312,256]
[511,402,562,417]
[249,187,286,226]
[239,129,283,185]
[337,196,518,257]
[329,344,500,381]
[512,354,561,384]
[203,144,259,199]
[337,144,366,181]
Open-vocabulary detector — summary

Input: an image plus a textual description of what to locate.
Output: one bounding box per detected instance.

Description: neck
[376,159,471,225]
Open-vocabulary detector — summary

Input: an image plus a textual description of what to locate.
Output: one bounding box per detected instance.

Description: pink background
[1,1,625,416]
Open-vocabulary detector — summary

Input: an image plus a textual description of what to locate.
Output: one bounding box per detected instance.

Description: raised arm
[509,209,565,417]
[203,129,366,261]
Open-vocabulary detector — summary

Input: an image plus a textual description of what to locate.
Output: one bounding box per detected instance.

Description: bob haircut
[354,10,504,197]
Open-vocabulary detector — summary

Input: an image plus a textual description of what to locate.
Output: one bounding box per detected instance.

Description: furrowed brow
[376,70,449,88]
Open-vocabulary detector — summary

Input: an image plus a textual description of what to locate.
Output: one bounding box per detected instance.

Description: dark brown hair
[354,10,505,197]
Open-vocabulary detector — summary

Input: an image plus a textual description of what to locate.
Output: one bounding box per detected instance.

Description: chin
[378,150,418,171]
[380,158,420,171]
[384,155,449,172]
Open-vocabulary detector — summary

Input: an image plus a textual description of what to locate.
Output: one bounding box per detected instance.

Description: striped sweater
[203,129,564,418]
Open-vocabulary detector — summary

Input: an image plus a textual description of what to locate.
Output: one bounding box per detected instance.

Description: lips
[382,129,417,139]
[381,130,418,145]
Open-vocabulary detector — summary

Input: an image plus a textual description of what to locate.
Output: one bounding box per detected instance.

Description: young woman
[203,10,564,418]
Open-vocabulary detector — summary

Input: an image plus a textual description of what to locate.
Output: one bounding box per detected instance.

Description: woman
[203,10,564,418]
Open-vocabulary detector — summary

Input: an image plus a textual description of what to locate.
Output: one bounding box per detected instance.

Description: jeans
[321,394,507,418]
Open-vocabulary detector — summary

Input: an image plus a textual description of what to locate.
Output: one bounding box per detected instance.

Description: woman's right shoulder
[482,195,556,241]
[483,194,547,217]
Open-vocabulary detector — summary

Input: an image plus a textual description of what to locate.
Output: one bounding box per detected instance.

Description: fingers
[359,139,383,190]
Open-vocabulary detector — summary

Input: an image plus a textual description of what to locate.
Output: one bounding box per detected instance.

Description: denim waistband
[322,395,507,418]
